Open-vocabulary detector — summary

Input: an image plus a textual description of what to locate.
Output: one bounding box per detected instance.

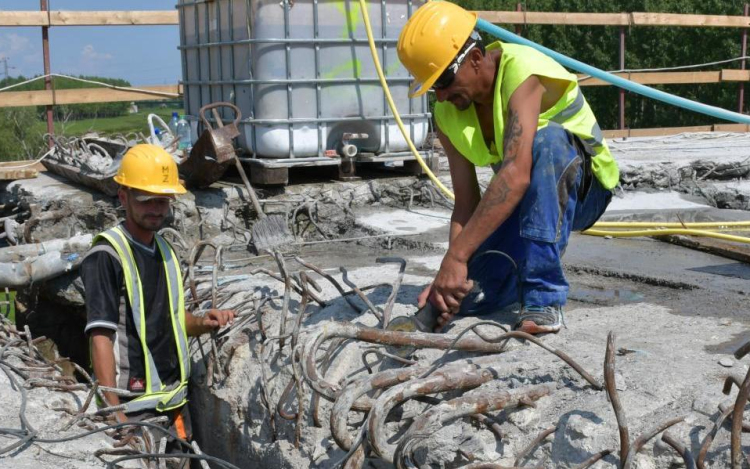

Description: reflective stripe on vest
[434,42,619,190]
[93,226,190,413]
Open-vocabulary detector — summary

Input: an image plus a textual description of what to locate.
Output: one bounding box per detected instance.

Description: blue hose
[476,18,750,125]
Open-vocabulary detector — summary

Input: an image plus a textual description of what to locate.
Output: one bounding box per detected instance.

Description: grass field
[0,291,15,324]
[56,109,181,137]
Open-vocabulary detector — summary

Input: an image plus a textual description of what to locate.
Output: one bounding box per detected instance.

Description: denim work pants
[459,125,613,315]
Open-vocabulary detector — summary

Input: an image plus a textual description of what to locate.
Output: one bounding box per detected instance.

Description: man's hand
[202,309,235,329]
[426,251,474,330]
[186,309,235,336]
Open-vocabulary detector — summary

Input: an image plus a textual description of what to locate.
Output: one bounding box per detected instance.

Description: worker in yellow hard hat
[398,2,619,334]
[80,144,234,455]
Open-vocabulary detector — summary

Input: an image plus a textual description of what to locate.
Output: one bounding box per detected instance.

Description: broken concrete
[2,132,750,468]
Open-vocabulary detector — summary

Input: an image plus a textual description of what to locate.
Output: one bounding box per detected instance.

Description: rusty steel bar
[367,364,509,462]
[622,417,685,469]
[330,354,510,450]
[340,267,382,321]
[570,449,613,469]
[393,384,555,469]
[730,367,750,469]
[604,332,629,467]
[513,425,556,467]
[661,431,696,469]
[376,257,406,328]
[697,404,733,469]
[301,321,507,402]
[719,402,750,432]
[293,256,362,312]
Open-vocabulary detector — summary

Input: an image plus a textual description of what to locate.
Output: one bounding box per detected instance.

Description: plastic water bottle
[154,128,162,143]
[176,115,192,151]
[168,112,179,136]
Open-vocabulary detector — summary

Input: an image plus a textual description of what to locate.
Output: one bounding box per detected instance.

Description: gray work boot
[514,305,563,334]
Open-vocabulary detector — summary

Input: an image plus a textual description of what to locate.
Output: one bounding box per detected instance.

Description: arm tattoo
[502,107,523,164]
[477,107,523,210]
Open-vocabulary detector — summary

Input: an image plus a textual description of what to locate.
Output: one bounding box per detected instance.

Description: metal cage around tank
[177,0,433,171]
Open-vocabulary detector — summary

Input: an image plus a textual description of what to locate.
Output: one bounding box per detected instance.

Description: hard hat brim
[114,175,187,195]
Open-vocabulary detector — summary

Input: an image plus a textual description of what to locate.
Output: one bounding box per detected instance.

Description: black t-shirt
[81,226,180,388]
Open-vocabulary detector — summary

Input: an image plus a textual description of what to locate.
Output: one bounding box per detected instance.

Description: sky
[1,0,181,85]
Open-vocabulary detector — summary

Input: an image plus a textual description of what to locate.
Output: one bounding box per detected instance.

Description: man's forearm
[90,333,121,408]
[185,313,209,337]
[448,165,530,263]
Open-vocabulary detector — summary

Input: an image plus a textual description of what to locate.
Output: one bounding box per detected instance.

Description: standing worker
[81,144,234,445]
[398,2,618,334]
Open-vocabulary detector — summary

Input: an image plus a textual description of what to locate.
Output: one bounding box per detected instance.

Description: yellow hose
[358,0,454,200]
[583,228,750,244]
[593,221,750,229]
[359,3,750,244]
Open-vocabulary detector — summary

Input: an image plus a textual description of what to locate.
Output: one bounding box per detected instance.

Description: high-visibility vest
[434,41,619,190]
[93,226,190,413]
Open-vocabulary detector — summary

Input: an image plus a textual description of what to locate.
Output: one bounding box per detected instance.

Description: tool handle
[199,102,241,131]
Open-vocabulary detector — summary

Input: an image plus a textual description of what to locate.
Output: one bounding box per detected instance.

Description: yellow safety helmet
[114,144,186,195]
[397,1,478,97]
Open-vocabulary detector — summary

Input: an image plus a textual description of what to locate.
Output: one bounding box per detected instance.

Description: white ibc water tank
[178,0,431,159]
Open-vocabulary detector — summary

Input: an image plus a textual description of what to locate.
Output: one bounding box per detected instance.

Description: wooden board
[477,10,750,28]
[658,235,750,264]
[0,167,38,181]
[603,123,750,139]
[3,10,749,28]
[0,10,179,27]
[0,85,181,108]
[578,71,724,87]
[478,11,629,26]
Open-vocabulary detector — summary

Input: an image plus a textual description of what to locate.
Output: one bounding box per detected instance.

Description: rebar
[394,384,555,469]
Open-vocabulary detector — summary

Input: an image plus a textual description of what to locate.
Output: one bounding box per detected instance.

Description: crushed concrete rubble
[1,132,750,468]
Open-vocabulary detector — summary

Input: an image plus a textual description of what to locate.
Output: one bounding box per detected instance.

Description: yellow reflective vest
[93,226,190,413]
[434,41,619,190]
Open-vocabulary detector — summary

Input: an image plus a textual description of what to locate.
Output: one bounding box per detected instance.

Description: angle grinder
[385,301,443,358]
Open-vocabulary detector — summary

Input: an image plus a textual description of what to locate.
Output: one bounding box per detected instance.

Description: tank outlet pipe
[475,18,750,125]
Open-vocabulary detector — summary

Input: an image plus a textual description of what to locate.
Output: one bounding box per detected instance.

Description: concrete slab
[356,207,450,235]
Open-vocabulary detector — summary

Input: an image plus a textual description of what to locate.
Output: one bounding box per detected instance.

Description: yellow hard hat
[397,1,477,97]
[114,144,187,195]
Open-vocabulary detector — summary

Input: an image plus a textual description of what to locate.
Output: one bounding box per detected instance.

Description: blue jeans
[459,125,613,315]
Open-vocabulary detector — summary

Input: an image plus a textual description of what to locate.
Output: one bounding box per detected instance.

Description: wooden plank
[0,85,181,108]
[477,11,629,26]
[477,10,750,28]
[602,125,713,139]
[631,12,750,28]
[578,71,722,87]
[721,69,750,81]
[0,11,49,26]
[657,235,750,264]
[714,124,750,132]
[578,69,747,87]
[4,9,749,28]
[0,161,46,172]
[0,10,179,27]
[0,168,38,181]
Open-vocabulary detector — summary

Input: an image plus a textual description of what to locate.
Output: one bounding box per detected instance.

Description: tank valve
[338,133,369,158]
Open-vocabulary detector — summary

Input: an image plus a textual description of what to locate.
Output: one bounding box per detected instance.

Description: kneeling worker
[398,2,618,333]
[81,144,234,441]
